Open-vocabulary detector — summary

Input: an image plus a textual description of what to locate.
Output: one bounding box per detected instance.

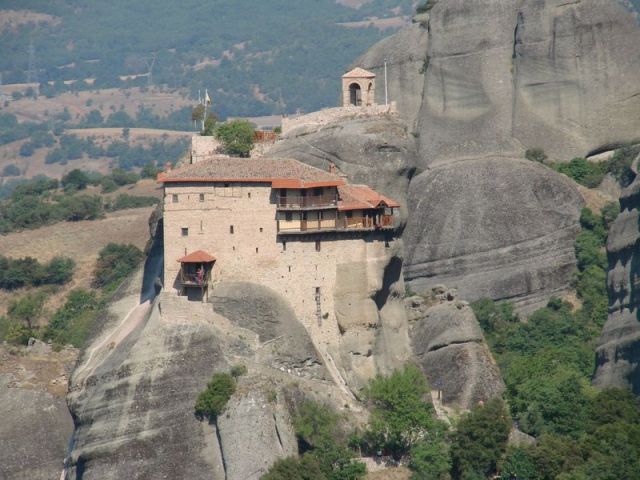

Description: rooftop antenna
[384,57,388,106]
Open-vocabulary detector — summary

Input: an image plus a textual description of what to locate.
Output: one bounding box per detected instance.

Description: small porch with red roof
[177,250,216,301]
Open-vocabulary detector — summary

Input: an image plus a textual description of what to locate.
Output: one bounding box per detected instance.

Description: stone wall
[281,103,397,135]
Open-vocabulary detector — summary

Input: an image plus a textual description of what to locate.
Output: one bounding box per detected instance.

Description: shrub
[8,291,48,330]
[362,364,440,460]
[608,144,639,187]
[215,120,255,157]
[19,142,36,157]
[93,243,144,290]
[194,372,236,422]
[525,148,547,163]
[109,194,159,211]
[450,398,511,480]
[262,455,325,480]
[553,158,606,187]
[44,289,99,348]
[2,164,20,176]
[100,176,118,193]
[43,256,76,285]
[59,194,104,221]
[61,169,90,191]
[230,364,248,377]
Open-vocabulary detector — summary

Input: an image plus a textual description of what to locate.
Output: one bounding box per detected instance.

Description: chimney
[328,162,337,174]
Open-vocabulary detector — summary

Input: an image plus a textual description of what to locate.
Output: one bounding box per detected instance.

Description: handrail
[277,215,394,233]
[276,194,338,208]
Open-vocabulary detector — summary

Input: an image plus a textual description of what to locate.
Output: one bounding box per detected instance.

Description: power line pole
[384,57,388,106]
[27,40,38,85]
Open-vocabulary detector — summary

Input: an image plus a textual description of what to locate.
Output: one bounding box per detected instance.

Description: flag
[205,89,211,105]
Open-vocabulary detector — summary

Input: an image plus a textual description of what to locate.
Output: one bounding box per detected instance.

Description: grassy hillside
[0,0,416,118]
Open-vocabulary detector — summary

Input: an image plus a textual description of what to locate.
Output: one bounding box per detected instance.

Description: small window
[288,265,291,272]
[233,246,236,251]
[282,241,287,251]
[172,194,178,203]
[315,240,321,252]
[199,193,205,202]
[259,227,263,233]
[285,212,293,221]
[256,247,259,254]
[248,192,251,198]
[230,225,234,234]
[181,227,189,237]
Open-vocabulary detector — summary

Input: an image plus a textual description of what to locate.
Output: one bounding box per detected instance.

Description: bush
[608,144,639,187]
[230,364,248,377]
[362,364,440,460]
[450,398,511,480]
[262,455,325,480]
[44,289,99,348]
[19,142,36,157]
[215,120,255,157]
[194,372,236,422]
[108,194,159,211]
[553,158,606,188]
[43,256,76,285]
[525,148,547,163]
[100,176,118,193]
[8,291,48,330]
[61,169,90,191]
[59,194,104,221]
[93,243,144,290]
[2,164,20,176]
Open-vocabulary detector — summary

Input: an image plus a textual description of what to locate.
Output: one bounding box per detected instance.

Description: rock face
[269,115,418,222]
[403,157,584,311]
[0,342,77,480]
[407,288,505,409]
[593,157,640,393]
[64,267,350,480]
[358,0,640,165]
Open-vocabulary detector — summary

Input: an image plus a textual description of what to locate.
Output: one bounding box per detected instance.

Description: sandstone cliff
[593,154,640,393]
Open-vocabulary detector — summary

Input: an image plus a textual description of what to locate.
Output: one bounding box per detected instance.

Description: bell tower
[342,67,376,107]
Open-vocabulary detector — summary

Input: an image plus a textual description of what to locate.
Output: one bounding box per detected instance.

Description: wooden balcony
[179,270,211,287]
[277,215,395,235]
[276,194,338,210]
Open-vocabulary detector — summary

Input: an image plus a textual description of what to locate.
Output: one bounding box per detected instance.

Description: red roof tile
[177,250,217,263]
[338,185,401,211]
[158,156,344,189]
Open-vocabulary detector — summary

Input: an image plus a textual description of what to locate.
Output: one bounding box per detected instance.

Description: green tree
[409,433,451,480]
[92,243,144,290]
[363,364,438,459]
[194,372,236,422]
[450,398,511,480]
[61,169,90,191]
[261,455,326,480]
[215,120,254,157]
[44,256,76,285]
[44,288,99,348]
[8,292,48,330]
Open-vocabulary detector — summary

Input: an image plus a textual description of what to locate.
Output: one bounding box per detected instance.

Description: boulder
[403,157,584,312]
[409,294,504,409]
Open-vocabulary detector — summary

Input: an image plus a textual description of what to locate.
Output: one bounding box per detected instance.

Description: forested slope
[0,0,415,117]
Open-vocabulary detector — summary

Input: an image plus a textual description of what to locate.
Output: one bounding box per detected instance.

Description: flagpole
[384,58,388,106]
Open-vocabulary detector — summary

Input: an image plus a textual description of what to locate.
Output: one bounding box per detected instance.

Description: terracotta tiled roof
[342,67,376,79]
[177,250,217,263]
[158,156,344,188]
[338,184,401,211]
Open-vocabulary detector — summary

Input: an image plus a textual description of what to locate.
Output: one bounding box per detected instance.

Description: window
[315,240,321,252]
[172,194,178,203]
[230,225,234,234]
[259,227,263,233]
[199,193,205,202]
[181,227,189,237]
[256,247,259,253]
[285,212,293,222]
[288,265,292,272]
[282,241,287,251]
[248,192,251,198]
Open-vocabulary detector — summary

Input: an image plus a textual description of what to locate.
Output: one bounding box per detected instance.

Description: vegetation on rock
[92,243,144,291]
[215,120,255,157]
[194,372,236,422]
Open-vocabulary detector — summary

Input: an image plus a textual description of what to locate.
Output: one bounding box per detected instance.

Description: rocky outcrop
[64,268,350,480]
[269,115,418,221]
[0,341,77,480]
[357,0,640,165]
[593,154,640,393]
[407,288,505,409]
[403,157,584,311]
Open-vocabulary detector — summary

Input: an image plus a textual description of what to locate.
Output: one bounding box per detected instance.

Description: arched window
[349,83,362,106]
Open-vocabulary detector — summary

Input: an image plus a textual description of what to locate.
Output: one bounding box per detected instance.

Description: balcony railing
[277,215,395,234]
[276,194,338,209]
[180,271,211,287]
